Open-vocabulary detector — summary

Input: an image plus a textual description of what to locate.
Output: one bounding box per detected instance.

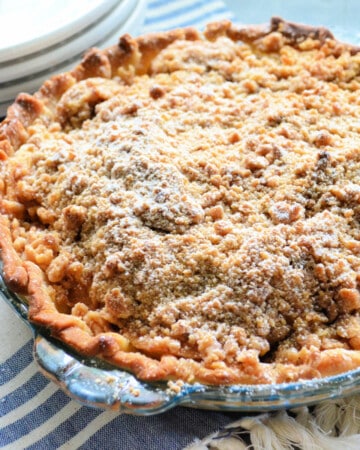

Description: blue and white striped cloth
[142,0,231,32]
[0,1,239,449]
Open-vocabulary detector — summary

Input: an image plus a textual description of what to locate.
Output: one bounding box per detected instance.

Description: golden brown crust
[205,17,360,55]
[2,18,360,385]
[0,216,28,292]
[204,17,335,43]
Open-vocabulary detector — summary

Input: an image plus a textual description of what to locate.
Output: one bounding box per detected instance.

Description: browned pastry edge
[1,18,360,385]
[0,215,28,292]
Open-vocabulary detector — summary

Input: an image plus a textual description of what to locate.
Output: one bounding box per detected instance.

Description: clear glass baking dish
[2,273,360,415]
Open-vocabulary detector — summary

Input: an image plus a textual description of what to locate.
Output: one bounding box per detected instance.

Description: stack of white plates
[0,0,147,116]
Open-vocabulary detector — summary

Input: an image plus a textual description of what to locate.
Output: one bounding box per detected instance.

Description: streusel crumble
[1,18,360,384]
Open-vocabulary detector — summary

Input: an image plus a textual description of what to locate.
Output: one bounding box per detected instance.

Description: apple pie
[1,18,360,385]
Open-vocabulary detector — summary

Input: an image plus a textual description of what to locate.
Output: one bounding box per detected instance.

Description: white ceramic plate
[0,0,120,62]
[0,0,136,83]
[0,0,147,116]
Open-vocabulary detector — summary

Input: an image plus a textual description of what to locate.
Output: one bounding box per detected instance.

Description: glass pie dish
[2,272,360,415]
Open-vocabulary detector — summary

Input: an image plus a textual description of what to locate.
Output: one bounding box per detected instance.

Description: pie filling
[1,20,360,384]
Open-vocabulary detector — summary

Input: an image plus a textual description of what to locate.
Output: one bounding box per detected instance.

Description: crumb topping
[2,31,360,384]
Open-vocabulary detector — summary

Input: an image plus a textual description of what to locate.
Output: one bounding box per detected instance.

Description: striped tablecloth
[2,2,360,449]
